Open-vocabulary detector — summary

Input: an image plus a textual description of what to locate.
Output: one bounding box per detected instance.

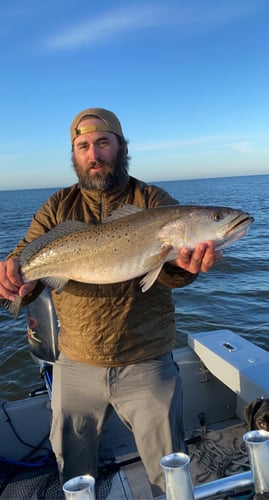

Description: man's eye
[98,140,109,148]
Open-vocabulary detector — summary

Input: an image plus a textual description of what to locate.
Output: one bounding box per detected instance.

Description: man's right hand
[0,259,36,301]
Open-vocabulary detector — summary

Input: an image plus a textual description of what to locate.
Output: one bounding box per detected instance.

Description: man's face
[72,117,128,191]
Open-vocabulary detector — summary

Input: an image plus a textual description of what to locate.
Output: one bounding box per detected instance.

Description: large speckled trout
[1,204,254,316]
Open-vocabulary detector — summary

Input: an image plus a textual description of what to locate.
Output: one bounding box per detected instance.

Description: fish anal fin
[41,277,69,293]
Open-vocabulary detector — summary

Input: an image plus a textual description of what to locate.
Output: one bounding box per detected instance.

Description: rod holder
[243,430,269,495]
[160,452,195,500]
[63,474,96,500]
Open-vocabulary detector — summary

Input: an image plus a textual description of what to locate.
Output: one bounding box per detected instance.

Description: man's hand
[0,258,36,301]
[170,241,222,274]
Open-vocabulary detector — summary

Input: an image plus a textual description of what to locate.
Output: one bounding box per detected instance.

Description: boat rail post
[193,470,253,499]
[160,452,195,500]
[243,429,269,496]
[62,474,96,499]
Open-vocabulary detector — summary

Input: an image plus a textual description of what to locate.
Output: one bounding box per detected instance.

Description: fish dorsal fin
[103,204,143,223]
[45,220,91,237]
[20,220,92,266]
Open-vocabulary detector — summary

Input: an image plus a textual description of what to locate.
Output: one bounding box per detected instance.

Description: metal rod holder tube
[243,430,269,494]
[63,475,96,500]
[193,470,253,499]
[160,452,195,500]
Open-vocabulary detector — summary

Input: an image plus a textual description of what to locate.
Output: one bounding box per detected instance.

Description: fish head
[213,208,254,250]
[159,206,254,250]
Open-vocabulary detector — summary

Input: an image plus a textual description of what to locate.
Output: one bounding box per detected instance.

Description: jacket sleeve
[158,262,198,288]
[145,183,199,289]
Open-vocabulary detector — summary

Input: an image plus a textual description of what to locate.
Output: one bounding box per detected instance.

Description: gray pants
[50,352,184,497]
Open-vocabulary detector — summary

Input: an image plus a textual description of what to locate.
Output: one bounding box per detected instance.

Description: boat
[1,287,269,499]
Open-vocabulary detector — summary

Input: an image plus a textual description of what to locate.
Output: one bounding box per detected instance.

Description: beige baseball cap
[70,108,125,143]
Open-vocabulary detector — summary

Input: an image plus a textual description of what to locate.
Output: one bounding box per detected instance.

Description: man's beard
[72,148,129,192]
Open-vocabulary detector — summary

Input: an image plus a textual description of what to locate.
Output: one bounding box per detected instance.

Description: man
[0,108,220,497]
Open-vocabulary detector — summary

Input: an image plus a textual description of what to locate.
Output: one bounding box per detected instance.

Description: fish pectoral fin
[0,295,22,319]
[142,245,173,270]
[41,277,69,293]
[140,246,173,292]
[140,265,164,292]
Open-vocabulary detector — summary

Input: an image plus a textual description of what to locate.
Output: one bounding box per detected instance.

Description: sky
[0,0,268,190]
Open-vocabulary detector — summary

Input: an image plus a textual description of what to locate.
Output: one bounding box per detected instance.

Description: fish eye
[212,211,223,222]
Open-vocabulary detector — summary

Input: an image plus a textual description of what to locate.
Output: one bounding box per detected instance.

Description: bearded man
[0,108,220,497]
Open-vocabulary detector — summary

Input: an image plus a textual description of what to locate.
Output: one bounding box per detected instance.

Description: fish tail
[0,296,22,318]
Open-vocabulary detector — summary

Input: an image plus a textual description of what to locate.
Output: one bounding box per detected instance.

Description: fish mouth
[227,214,254,234]
[217,213,254,249]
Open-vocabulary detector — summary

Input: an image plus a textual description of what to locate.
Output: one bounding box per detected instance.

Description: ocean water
[0,175,268,401]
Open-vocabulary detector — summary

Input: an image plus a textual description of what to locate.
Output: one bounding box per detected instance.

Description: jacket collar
[79,174,131,220]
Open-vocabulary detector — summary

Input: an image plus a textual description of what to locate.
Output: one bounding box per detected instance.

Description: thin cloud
[132,133,267,153]
[217,141,254,153]
[234,142,260,153]
[42,3,259,52]
[0,154,27,161]
[43,6,168,51]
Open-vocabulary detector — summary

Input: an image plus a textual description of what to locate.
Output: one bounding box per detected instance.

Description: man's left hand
[170,241,222,274]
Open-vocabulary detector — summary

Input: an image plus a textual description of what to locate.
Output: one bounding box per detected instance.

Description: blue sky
[0,0,268,190]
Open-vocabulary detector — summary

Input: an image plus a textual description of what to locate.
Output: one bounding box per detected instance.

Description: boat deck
[109,421,252,499]
[2,330,264,499]
[0,420,253,499]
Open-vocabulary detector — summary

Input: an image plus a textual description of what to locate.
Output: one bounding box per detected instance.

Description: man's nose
[88,144,100,160]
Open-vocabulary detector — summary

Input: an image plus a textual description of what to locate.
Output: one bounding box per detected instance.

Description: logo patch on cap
[75,124,109,136]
